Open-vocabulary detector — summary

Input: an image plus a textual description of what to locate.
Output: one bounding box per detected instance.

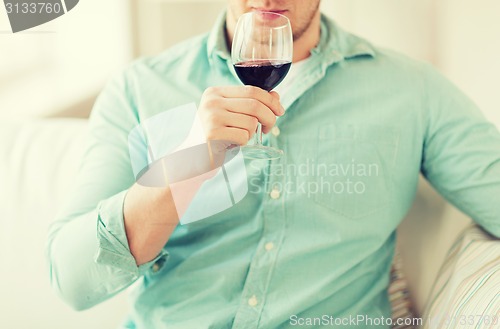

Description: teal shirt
[47,12,500,329]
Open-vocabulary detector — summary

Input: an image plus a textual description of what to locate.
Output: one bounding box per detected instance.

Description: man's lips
[252,8,288,20]
[252,8,288,14]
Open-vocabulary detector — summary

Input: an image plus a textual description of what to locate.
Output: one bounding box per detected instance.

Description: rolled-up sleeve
[421,64,500,238]
[95,190,167,276]
[46,64,168,311]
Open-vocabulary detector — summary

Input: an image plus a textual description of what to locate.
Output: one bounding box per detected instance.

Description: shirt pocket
[314,124,399,219]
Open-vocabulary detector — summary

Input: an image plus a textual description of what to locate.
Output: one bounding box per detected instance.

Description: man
[47,0,500,328]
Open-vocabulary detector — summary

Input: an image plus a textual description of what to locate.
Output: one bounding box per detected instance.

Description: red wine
[234,60,291,91]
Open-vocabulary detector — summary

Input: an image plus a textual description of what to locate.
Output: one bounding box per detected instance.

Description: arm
[46,70,175,311]
[46,67,284,310]
[421,64,500,238]
[126,85,284,264]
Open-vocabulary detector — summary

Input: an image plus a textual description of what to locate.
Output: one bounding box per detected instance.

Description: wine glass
[232,11,293,160]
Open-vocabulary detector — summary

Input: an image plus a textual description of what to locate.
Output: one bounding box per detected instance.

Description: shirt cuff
[94,189,169,276]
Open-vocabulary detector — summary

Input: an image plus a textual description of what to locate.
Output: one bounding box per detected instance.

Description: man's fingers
[269,91,280,100]
[208,127,251,146]
[212,85,285,116]
[200,86,285,144]
[223,98,277,131]
[222,111,259,138]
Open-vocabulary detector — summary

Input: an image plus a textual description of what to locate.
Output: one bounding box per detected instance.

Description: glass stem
[253,122,263,146]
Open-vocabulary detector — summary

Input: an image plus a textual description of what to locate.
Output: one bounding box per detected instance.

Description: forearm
[45,66,182,310]
[47,186,178,311]
[124,183,179,265]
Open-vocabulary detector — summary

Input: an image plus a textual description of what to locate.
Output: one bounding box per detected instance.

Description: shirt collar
[206,11,231,64]
[314,14,377,61]
[207,11,376,65]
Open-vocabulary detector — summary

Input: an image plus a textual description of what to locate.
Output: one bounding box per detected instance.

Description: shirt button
[271,126,280,137]
[270,188,280,199]
[152,257,166,273]
[248,295,258,307]
[265,242,274,251]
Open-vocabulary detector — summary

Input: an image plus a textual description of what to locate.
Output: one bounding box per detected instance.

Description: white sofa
[0,119,128,329]
[0,118,479,329]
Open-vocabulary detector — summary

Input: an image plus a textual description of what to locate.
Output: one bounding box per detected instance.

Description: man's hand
[198,86,285,145]
[124,86,285,266]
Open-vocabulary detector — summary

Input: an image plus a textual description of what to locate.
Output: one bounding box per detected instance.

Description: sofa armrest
[397,177,472,316]
[421,225,499,328]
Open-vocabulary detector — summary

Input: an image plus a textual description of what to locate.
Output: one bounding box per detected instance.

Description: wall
[436,0,500,126]
[0,0,134,120]
[321,0,500,127]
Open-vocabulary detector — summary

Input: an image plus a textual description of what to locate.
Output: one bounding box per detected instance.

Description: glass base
[241,145,283,160]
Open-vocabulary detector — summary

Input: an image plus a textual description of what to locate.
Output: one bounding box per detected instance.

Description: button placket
[151,256,166,274]
[270,187,280,200]
[271,126,280,137]
[248,295,258,307]
[256,157,287,319]
[232,157,287,328]
[262,125,281,150]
